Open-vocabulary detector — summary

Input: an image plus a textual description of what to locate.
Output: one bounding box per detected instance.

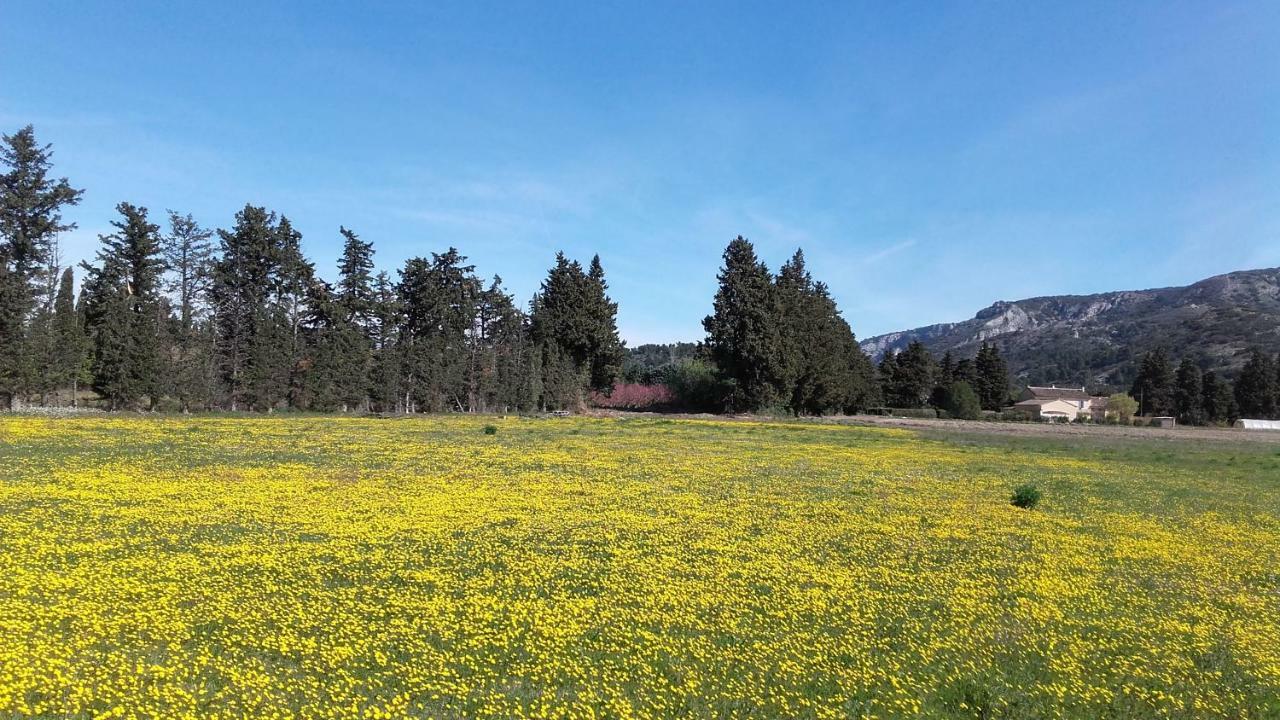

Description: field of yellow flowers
[0,415,1278,719]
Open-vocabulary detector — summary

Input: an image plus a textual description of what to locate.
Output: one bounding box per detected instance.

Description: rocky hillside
[860,268,1280,389]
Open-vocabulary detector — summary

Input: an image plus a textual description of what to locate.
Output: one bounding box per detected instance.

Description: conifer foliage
[703,238,877,414]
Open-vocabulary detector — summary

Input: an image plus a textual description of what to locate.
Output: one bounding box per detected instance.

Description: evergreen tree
[702,237,785,411]
[162,211,215,411]
[211,205,304,411]
[877,351,898,408]
[321,227,377,411]
[530,252,622,409]
[0,126,82,408]
[466,276,537,413]
[368,271,402,412]
[335,226,376,330]
[974,343,1010,411]
[1172,358,1203,425]
[584,255,625,393]
[773,250,874,415]
[51,267,89,405]
[953,357,978,387]
[1233,349,1278,419]
[80,203,166,409]
[882,341,935,408]
[1130,348,1175,416]
[396,249,479,412]
[931,351,957,408]
[1200,370,1234,424]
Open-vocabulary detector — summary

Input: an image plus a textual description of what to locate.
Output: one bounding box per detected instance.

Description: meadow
[0,415,1277,719]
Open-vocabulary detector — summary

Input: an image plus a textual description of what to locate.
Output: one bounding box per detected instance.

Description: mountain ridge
[859,267,1280,389]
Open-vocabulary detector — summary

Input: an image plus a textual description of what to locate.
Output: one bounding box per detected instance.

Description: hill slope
[859,268,1280,388]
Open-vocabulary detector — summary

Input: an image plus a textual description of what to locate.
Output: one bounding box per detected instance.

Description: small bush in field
[1011,483,1042,510]
[483,424,498,435]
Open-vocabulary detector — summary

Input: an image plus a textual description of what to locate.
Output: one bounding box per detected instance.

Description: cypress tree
[584,255,624,394]
[529,252,622,408]
[702,237,785,411]
[884,341,935,408]
[974,343,1010,411]
[0,126,82,408]
[51,267,88,405]
[773,250,872,415]
[212,205,274,410]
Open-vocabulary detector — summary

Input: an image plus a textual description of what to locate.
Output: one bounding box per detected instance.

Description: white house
[1008,385,1109,422]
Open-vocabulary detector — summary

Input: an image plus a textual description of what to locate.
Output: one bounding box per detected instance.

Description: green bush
[661,359,731,413]
[942,381,981,420]
[1010,483,1042,510]
[483,424,498,435]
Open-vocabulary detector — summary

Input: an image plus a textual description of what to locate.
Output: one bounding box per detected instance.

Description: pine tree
[324,227,377,410]
[80,203,166,410]
[466,276,536,413]
[702,237,785,411]
[368,271,402,412]
[0,126,82,408]
[336,226,376,331]
[974,343,1010,411]
[1172,358,1203,424]
[396,250,479,412]
[1233,349,1278,419]
[1130,348,1175,416]
[162,211,215,411]
[211,206,314,411]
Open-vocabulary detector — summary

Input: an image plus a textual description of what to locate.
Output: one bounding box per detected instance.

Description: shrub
[942,381,981,420]
[483,424,498,435]
[1108,393,1138,421]
[589,383,675,410]
[1011,483,1042,510]
[661,359,731,413]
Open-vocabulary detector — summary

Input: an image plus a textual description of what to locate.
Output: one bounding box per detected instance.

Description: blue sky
[2,1,1277,344]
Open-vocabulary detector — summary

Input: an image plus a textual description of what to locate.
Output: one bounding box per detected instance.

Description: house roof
[1025,385,1091,401]
[1012,398,1076,407]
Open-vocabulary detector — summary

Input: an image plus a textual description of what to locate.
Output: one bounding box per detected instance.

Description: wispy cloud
[862,238,917,264]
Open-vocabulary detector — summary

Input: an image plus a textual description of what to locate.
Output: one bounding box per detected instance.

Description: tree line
[0,126,623,412]
[1130,346,1280,424]
[6,125,1279,422]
